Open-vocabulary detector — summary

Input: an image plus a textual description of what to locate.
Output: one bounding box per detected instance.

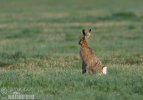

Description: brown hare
[79,29,107,75]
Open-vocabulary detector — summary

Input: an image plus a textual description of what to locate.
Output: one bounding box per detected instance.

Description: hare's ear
[89,29,91,33]
[82,29,86,36]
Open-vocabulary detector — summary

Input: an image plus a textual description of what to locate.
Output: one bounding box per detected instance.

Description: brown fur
[79,29,104,74]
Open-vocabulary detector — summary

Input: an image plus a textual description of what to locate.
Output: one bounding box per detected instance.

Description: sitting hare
[79,29,107,74]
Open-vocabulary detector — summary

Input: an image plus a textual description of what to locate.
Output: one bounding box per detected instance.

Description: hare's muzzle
[78,40,81,45]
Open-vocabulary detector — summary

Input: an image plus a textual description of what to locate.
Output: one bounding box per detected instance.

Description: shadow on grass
[41,11,142,23]
[0,61,10,67]
[5,28,41,39]
[0,51,26,67]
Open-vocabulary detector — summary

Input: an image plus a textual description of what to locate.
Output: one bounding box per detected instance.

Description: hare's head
[79,29,91,46]
[82,29,91,39]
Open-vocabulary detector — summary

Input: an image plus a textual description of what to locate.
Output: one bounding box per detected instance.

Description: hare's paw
[102,66,107,75]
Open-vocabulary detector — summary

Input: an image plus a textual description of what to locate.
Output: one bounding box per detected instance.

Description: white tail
[102,67,107,75]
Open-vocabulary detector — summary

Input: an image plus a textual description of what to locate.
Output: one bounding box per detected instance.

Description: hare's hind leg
[82,61,87,74]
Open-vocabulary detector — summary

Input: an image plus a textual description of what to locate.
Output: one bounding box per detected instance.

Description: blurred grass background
[0,0,143,100]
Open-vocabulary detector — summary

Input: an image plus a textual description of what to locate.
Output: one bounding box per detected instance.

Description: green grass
[0,0,143,100]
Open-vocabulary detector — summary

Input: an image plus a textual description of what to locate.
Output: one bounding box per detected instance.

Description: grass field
[0,0,143,100]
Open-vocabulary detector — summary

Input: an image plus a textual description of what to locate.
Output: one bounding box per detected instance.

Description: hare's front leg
[82,61,87,74]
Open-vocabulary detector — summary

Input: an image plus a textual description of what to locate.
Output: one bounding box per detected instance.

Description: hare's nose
[78,41,81,45]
